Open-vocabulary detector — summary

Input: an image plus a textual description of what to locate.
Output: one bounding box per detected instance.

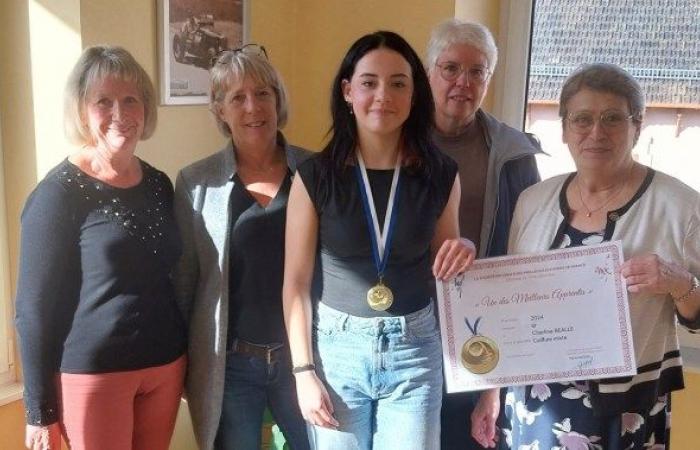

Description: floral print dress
[503,225,670,450]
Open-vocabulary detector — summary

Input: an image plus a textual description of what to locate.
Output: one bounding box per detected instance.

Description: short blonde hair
[64,45,157,145]
[209,46,289,136]
[426,19,498,73]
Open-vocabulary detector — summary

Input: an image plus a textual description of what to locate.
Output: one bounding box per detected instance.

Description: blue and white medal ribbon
[465,317,482,337]
[355,150,401,311]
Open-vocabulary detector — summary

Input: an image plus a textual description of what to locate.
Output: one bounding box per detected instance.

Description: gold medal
[367,280,393,311]
[461,335,499,374]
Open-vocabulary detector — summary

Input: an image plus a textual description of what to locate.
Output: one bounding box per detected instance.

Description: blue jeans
[214,345,310,450]
[310,302,443,450]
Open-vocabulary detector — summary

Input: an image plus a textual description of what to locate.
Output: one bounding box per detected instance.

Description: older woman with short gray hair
[426,19,498,75]
[174,44,310,450]
[425,18,542,450]
[472,62,700,450]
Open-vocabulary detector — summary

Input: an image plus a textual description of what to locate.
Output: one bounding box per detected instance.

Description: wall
[673,370,700,448]
[285,0,454,150]
[0,2,59,448]
[1,1,698,449]
[0,0,453,448]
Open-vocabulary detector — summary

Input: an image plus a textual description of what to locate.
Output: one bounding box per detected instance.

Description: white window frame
[490,0,534,131]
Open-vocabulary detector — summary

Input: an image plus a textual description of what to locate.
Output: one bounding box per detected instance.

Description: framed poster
[158,0,248,105]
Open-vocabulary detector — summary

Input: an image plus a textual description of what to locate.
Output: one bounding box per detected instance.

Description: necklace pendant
[586,212,592,218]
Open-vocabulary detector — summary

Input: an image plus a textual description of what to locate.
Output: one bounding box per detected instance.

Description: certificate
[437,241,636,393]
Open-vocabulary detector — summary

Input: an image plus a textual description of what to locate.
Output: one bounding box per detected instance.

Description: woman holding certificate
[283,31,476,449]
[472,63,700,449]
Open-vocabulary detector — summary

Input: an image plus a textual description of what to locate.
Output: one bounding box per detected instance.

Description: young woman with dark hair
[323,31,441,179]
[283,31,476,450]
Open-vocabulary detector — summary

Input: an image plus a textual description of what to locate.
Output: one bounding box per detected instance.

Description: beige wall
[283,0,454,150]
[1,0,37,307]
[0,1,28,448]
[1,1,699,449]
[455,0,501,111]
[673,371,700,448]
[0,0,453,448]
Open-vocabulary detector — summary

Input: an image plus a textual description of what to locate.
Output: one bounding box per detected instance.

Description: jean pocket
[406,311,440,340]
[313,320,338,338]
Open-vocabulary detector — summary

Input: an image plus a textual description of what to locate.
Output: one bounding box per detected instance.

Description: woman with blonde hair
[16,45,186,450]
[175,44,310,450]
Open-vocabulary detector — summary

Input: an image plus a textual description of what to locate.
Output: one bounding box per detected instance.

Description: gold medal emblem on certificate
[461,335,499,374]
[367,281,393,311]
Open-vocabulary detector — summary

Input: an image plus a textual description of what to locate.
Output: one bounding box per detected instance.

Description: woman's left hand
[433,237,476,281]
[471,388,500,448]
[620,254,692,298]
[25,423,61,450]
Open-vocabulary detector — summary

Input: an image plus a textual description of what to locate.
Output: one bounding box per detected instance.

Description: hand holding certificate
[437,241,636,393]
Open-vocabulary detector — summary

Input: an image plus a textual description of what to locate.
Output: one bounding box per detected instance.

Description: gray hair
[64,45,157,145]
[559,63,645,123]
[209,48,289,136]
[426,19,498,72]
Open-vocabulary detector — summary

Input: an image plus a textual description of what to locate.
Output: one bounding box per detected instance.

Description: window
[525,0,700,193]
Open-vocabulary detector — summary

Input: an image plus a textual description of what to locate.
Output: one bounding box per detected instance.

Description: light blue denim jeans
[309,301,443,450]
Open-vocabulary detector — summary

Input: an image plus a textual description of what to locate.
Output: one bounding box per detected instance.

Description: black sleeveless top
[297,153,458,317]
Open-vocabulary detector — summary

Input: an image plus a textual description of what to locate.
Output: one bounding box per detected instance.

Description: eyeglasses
[210,44,268,67]
[566,110,635,134]
[434,61,491,84]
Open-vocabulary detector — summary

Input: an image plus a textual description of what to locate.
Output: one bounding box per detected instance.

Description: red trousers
[58,355,186,450]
